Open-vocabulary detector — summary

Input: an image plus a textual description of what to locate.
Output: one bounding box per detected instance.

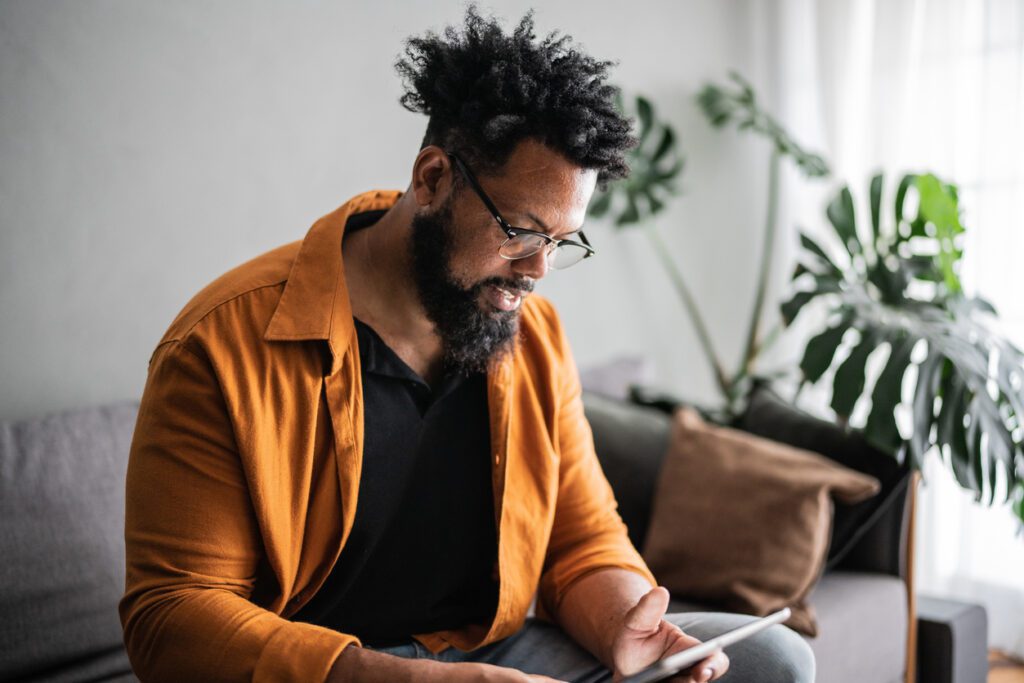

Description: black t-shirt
[290,212,499,646]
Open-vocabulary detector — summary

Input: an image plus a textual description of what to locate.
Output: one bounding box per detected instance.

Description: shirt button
[494,453,501,465]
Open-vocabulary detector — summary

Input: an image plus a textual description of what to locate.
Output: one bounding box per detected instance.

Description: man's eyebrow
[524,211,583,237]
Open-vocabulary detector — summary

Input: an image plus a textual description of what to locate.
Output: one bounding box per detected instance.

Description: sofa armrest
[832,472,911,577]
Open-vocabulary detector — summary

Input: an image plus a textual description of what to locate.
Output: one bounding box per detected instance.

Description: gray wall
[0,0,778,421]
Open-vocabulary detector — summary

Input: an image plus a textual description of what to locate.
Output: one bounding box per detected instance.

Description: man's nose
[512,248,550,280]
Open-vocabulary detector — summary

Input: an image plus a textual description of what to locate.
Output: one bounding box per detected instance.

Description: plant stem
[643,223,731,399]
[740,150,781,377]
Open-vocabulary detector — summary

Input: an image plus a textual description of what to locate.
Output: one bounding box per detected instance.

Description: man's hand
[610,587,728,683]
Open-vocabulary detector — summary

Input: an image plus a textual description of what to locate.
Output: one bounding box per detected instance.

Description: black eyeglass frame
[446,152,596,266]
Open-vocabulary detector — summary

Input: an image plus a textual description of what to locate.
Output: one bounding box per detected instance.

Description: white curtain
[772,0,1024,658]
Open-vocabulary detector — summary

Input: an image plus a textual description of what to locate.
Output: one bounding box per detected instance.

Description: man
[120,8,815,682]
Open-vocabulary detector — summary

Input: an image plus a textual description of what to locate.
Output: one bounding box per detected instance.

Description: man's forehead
[489,143,597,195]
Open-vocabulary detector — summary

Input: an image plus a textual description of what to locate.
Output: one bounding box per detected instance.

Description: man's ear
[411,146,453,209]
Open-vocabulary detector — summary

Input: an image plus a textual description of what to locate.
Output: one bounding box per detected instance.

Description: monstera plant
[590,75,828,412]
[782,173,1024,523]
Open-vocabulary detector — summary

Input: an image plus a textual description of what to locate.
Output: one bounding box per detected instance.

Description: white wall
[0,0,775,421]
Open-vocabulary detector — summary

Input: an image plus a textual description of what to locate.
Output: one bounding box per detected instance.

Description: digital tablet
[619,608,792,683]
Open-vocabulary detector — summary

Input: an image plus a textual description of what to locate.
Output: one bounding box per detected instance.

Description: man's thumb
[622,586,670,633]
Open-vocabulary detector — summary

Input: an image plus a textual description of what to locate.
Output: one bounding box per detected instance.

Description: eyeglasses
[447,152,595,270]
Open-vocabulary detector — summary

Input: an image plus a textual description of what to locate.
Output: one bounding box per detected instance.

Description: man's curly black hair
[395,5,634,188]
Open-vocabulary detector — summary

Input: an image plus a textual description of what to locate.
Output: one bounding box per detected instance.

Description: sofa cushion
[0,403,139,682]
[582,392,671,550]
[643,408,879,636]
[736,384,909,569]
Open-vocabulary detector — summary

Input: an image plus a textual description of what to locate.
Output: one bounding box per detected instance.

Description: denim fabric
[369,612,815,682]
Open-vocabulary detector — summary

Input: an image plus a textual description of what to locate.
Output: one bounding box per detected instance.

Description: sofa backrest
[582,392,670,551]
[0,402,139,682]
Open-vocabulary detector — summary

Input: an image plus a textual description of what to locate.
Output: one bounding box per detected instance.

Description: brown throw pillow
[642,408,881,637]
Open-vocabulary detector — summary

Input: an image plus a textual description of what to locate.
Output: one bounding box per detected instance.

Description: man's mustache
[476,277,534,296]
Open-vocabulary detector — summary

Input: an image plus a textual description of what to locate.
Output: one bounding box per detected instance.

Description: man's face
[411,139,597,374]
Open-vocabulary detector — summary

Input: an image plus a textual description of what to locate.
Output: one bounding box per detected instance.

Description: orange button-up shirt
[120,190,655,683]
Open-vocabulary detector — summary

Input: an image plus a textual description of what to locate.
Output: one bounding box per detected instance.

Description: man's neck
[342,193,445,384]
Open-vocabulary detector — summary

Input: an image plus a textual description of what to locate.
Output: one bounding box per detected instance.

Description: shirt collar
[263,190,403,371]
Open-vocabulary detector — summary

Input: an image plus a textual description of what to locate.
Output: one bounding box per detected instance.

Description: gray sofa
[0,389,913,682]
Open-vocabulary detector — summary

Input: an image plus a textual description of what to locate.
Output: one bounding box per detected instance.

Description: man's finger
[690,650,729,682]
[708,650,729,679]
[621,586,671,633]
[668,651,727,683]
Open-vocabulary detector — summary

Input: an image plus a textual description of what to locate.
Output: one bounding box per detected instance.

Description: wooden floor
[990,650,1024,683]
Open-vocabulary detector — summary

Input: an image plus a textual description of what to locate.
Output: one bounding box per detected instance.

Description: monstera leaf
[588,92,684,226]
[697,72,829,179]
[783,172,1024,523]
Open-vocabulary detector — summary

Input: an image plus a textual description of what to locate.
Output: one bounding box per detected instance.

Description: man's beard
[410,200,532,375]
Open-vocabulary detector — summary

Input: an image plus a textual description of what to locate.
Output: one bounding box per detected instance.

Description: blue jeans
[369,613,815,682]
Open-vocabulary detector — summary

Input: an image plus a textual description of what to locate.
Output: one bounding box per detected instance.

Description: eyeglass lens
[499,234,589,269]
